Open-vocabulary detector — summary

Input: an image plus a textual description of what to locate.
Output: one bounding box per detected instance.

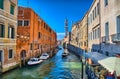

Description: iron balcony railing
[111,33,120,43]
[102,36,109,43]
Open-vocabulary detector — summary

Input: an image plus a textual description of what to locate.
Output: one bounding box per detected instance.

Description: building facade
[0,0,18,73]
[100,0,120,56]
[78,13,88,52]
[88,0,101,52]
[71,23,79,47]
[17,7,57,63]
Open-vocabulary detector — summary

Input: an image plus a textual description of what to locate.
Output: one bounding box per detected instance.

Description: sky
[18,0,93,40]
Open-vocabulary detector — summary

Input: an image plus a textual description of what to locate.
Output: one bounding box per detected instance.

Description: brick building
[17,7,57,64]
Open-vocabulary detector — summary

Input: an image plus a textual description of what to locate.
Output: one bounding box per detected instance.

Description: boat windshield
[30,58,38,61]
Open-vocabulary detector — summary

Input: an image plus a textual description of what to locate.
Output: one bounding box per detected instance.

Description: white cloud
[57,32,65,40]
[57,33,65,36]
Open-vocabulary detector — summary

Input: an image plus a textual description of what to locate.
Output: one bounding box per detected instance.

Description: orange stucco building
[17,7,57,63]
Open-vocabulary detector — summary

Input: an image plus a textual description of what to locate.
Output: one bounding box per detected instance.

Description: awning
[85,52,108,64]
[98,57,120,76]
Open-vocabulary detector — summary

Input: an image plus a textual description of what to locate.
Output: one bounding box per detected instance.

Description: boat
[62,52,68,57]
[39,53,49,60]
[27,58,43,65]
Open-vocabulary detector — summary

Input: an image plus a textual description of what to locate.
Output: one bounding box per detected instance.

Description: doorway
[0,50,3,66]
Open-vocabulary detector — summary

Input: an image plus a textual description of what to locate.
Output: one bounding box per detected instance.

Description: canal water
[0,48,82,79]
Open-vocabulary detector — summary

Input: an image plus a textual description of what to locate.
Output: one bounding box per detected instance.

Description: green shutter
[0,0,4,9]
[10,5,14,15]
[11,28,14,38]
[1,25,4,37]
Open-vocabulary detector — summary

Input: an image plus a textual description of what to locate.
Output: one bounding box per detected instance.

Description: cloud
[57,32,65,40]
[57,33,65,36]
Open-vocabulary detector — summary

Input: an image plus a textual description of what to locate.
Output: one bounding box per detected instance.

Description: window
[97,3,100,15]
[90,14,92,23]
[104,0,108,6]
[98,28,100,38]
[18,20,23,26]
[9,49,13,59]
[24,20,29,26]
[8,26,15,39]
[0,50,3,62]
[38,32,41,38]
[105,22,109,41]
[10,4,15,15]
[117,15,120,33]
[0,24,5,37]
[95,7,97,18]
[91,32,92,40]
[0,0,4,9]
[93,30,95,39]
[95,29,97,39]
[93,10,94,20]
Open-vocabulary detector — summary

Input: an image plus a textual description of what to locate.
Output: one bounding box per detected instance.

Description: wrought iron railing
[101,36,109,43]
[111,33,120,42]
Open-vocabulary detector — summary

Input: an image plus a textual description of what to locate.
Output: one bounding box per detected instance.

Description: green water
[0,49,82,79]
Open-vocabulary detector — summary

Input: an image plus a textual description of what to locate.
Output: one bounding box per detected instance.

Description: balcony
[111,33,120,43]
[102,36,109,44]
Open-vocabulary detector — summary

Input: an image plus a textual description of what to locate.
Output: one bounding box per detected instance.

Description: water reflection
[0,48,82,79]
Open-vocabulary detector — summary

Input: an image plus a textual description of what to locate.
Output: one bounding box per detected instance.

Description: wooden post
[19,59,22,68]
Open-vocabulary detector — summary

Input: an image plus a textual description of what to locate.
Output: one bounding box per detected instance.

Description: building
[17,7,57,64]
[0,0,18,73]
[70,23,79,47]
[88,0,100,52]
[100,0,120,56]
[78,13,88,52]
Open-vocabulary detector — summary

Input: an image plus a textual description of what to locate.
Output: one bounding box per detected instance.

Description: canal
[0,47,82,79]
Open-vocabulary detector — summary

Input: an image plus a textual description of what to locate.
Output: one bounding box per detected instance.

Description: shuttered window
[8,26,15,39]
[0,0,4,9]
[0,24,5,37]
[10,4,14,15]
[9,49,13,59]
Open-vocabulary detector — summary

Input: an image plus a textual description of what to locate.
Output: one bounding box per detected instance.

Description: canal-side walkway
[0,47,83,79]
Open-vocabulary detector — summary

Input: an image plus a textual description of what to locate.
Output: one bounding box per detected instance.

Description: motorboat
[58,47,62,50]
[39,53,49,60]
[27,58,43,65]
[62,52,68,57]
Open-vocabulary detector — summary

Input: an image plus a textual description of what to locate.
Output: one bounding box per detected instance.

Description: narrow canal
[0,47,82,79]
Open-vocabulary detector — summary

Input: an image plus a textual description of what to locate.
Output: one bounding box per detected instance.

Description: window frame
[0,24,5,38]
[18,20,23,26]
[8,26,15,39]
[104,0,108,6]
[8,49,13,59]
[0,0,4,9]
[10,4,15,15]
[24,20,29,26]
